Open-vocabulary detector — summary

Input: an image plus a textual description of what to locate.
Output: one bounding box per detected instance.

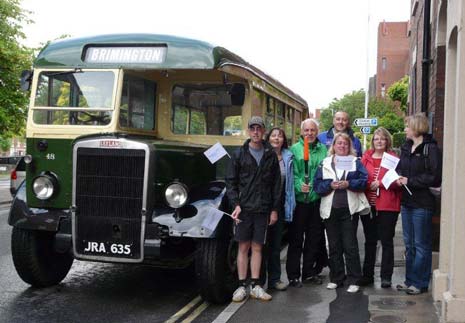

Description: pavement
[222,218,441,323]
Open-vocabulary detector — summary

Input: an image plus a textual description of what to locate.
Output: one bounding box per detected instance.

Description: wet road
[0,204,227,323]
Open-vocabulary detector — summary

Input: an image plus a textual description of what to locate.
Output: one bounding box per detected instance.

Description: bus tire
[195,239,236,304]
[11,227,73,287]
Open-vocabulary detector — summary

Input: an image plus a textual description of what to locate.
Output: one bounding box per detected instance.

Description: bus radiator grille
[75,147,146,259]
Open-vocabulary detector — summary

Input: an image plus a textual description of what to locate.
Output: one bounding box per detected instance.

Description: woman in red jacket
[359,127,401,288]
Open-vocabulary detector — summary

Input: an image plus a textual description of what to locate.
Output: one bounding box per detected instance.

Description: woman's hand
[331,181,348,190]
[397,176,408,186]
[370,180,380,191]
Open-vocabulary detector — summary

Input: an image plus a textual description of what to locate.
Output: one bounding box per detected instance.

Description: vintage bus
[9,34,308,303]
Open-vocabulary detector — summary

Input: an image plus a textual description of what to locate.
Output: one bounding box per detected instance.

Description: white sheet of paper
[201,207,224,231]
[334,155,356,171]
[382,169,400,189]
[380,152,400,170]
[204,142,229,164]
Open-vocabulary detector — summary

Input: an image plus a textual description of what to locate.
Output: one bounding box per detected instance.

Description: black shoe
[303,275,323,285]
[288,279,303,288]
[357,276,374,286]
[381,280,392,288]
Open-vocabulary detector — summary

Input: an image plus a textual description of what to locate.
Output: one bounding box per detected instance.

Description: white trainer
[250,285,272,301]
[347,285,360,293]
[232,286,247,302]
[326,282,338,290]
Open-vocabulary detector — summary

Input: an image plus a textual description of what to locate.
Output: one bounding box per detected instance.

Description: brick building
[408,0,445,148]
[376,21,409,98]
[428,0,465,323]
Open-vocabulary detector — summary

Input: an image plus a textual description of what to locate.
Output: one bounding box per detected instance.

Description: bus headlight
[165,183,188,208]
[32,174,57,200]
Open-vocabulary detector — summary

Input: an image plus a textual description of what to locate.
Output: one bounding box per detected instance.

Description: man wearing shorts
[226,116,281,302]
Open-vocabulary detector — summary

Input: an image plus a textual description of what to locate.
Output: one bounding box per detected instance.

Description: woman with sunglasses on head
[358,127,401,289]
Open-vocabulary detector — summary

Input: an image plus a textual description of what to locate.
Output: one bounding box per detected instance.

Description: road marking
[211,244,289,323]
[180,301,209,323]
[164,295,202,323]
[211,299,247,323]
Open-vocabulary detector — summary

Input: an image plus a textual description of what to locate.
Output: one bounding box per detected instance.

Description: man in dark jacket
[318,111,362,157]
[226,116,281,302]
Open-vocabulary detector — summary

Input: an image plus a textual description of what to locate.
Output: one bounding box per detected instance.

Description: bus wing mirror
[230,83,245,106]
[20,70,33,91]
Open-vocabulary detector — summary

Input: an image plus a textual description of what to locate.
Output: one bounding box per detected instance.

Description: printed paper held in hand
[382,169,400,189]
[202,207,225,231]
[204,142,230,164]
[202,207,241,231]
[380,152,400,170]
[334,156,356,171]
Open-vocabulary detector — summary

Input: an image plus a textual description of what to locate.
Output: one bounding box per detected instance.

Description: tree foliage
[387,75,409,113]
[319,90,366,131]
[0,0,33,139]
[319,89,405,135]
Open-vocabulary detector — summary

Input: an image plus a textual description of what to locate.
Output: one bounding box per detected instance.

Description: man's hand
[269,211,278,225]
[231,205,241,224]
[301,183,311,193]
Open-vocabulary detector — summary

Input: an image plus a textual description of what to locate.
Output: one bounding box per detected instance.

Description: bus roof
[35,34,307,106]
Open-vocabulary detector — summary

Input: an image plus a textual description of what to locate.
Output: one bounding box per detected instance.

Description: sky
[20,0,410,113]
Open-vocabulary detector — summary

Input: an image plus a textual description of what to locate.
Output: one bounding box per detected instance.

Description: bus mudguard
[153,181,230,238]
[8,181,69,232]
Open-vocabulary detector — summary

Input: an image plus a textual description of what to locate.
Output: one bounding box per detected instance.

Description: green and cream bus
[9,34,308,303]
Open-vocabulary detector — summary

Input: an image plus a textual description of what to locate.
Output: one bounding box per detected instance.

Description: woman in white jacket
[313,133,370,293]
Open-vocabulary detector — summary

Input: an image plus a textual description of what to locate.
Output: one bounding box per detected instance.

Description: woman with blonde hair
[396,113,442,295]
[313,132,370,293]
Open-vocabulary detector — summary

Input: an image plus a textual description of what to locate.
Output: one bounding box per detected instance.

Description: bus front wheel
[11,227,73,287]
[195,239,237,304]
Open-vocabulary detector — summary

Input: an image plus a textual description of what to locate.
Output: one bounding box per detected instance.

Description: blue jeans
[401,206,433,289]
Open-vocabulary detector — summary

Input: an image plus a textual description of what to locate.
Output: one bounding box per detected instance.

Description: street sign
[360,127,371,134]
[354,118,378,127]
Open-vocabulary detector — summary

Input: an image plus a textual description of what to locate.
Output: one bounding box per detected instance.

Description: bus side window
[171,83,243,136]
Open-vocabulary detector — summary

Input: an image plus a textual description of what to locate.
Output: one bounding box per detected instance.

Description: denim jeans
[401,206,433,289]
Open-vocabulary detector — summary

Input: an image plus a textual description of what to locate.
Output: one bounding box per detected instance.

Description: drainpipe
[421,0,432,113]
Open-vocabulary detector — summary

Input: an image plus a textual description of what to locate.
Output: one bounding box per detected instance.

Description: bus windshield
[33,70,115,126]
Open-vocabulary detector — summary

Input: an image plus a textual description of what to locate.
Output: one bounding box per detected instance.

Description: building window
[381,83,386,98]
[382,57,387,71]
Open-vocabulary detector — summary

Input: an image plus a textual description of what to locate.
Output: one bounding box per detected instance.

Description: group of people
[225,111,442,302]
